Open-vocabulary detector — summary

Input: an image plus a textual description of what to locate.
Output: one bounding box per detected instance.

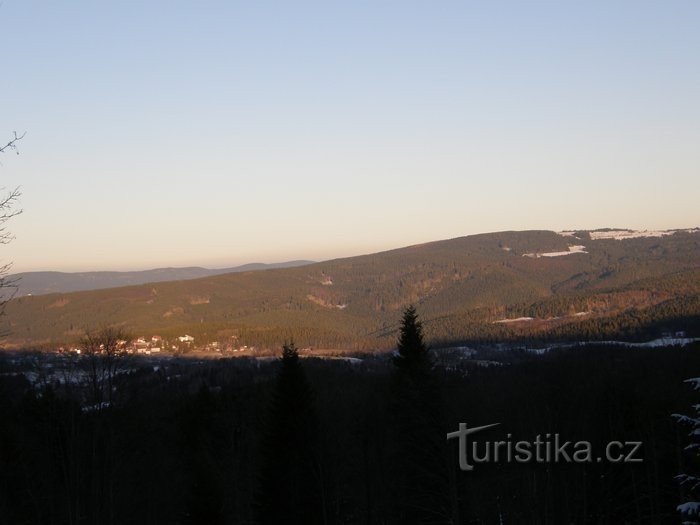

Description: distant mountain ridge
[3,228,700,350]
[9,260,315,296]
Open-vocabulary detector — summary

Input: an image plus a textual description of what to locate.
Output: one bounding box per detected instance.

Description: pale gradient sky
[1,1,699,272]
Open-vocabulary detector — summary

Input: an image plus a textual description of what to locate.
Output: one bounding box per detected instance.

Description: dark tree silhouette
[255,342,325,524]
[391,305,453,524]
[393,305,434,374]
[183,385,226,525]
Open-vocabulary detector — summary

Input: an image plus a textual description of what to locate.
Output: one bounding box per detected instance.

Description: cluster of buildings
[58,334,257,356]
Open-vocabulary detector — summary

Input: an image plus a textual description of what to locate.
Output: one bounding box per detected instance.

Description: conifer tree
[393,305,434,375]
[391,306,452,524]
[255,342,324,525]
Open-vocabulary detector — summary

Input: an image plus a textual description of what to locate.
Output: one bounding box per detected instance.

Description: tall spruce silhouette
[393,305,434,374]
[255,342,324,525]
[391,305,452,524]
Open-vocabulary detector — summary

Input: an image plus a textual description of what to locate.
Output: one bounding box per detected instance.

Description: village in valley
[58,334,259,357]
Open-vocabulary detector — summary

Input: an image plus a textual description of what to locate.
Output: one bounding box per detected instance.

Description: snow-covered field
[589,229,677,240]
[524,337,700,354]
[540,245,588,257]
[558,228,699,241]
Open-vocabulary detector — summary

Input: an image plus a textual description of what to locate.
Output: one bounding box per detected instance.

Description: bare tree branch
[0,187,22,243]
[0,133,25,336]
[0,131,26,155]
[80,327,133,407]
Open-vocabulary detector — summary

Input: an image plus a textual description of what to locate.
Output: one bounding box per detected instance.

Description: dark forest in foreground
[1,337,698,524]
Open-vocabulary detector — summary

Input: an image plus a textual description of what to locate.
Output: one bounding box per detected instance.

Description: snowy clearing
[589,228,698,240]
[494,312,590,324]
[523,245,587,258]
[494,317,535,324]
[556,228,699,241]
[524,337,700,354]
[590,229,675,240]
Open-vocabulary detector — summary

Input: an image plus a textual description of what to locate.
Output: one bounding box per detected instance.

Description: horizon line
[9,225,699,275]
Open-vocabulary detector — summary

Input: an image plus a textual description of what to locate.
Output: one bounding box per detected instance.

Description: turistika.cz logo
[447,423,643,471]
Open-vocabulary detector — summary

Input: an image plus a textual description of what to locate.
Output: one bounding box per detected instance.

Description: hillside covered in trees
[3,229,700,350]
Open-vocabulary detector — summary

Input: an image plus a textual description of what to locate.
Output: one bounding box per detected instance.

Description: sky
[1,1,698,272]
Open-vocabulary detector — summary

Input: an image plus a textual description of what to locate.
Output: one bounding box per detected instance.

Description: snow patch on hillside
[557,228,699,241]
[494,312,591,324]
[494,317,535,324]
[523,245,588,258]
[590,229,676,240]
[307,294,347,309]
[558,231,580,238]
[524,337,700,354]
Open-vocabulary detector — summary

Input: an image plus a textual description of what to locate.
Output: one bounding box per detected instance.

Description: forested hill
[8,260,314,296]
[3,229,700,350]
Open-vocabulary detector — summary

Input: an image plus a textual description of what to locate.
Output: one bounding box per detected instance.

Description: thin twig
[0,131,26,154]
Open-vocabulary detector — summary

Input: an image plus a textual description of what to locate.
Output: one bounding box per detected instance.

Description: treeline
[0,338,698,523]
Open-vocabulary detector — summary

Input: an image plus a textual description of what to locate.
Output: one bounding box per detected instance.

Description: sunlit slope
[4,229,700,348]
